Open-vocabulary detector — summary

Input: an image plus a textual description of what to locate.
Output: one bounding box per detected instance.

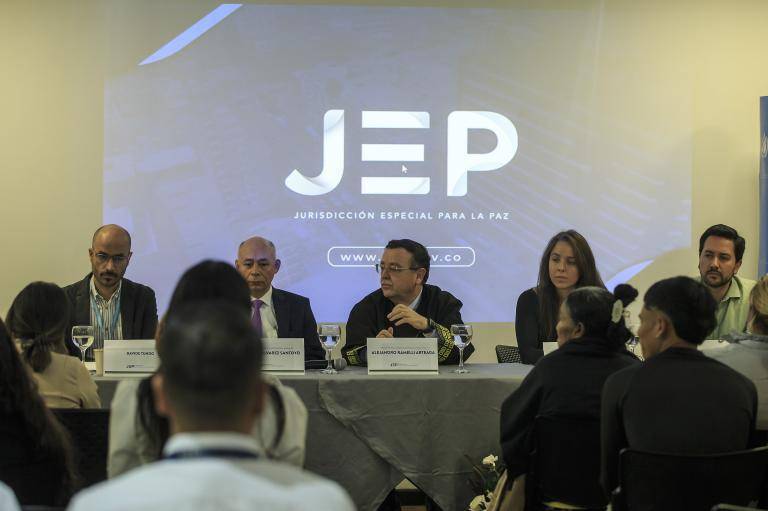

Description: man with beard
[63,225,158,359]
[698,224,756,339]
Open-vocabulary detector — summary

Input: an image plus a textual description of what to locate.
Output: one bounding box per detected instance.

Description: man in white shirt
[68,301,354,511]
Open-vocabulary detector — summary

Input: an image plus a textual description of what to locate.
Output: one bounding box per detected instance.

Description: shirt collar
[251,286,273,308]
[163,432,262,458]
[89,275,122,304]
[724,276,744,302]
[408,288,423,310]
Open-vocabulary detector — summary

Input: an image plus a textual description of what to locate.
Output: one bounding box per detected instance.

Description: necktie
[252,299,264,338]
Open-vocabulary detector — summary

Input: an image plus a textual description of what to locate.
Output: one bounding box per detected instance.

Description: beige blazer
[30,352,101,409]
[107,373,308,478]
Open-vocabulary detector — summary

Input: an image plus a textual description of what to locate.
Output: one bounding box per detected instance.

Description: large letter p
[446,111,518,197]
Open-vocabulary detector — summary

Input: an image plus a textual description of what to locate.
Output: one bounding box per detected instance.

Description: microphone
[305,358,348,371]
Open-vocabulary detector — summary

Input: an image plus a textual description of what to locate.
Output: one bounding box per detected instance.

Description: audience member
[6,282,100,408]
[515,230,605,364]
[704,274,768,429]
[69,301,354,511]
[63,224,158,359]
[108,260,308,478]
[343,238,473,366]
[0,317,77,506]
[500,285,639,505]
[235,236,324,360]
[698,224,755,339]
[601,276,757,495]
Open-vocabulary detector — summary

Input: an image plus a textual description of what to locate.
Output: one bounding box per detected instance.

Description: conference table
[95,363,531,511]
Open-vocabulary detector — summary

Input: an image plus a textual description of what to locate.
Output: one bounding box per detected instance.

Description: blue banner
[760,97,768,275]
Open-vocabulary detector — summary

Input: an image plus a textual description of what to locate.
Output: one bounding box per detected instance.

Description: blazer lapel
[271,288,290,338]
[119,279,134,339]
[75,275,92,326]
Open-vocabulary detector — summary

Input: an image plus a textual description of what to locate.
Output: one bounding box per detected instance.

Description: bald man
[63,225,158,359]
[236,237,324,361]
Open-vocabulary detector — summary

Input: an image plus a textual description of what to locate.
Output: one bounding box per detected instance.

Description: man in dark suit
[235,236,324,360]
[63,224,158,359]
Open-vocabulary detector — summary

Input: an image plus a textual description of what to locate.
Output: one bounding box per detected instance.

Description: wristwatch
[422,318,436,333]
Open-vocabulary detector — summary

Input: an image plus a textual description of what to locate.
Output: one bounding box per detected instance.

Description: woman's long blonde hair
[749,275,768,335]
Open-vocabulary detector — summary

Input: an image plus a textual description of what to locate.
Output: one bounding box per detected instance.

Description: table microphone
[305,358,348,371]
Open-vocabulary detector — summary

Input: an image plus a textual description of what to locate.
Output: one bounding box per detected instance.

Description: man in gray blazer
[63,224,158,359]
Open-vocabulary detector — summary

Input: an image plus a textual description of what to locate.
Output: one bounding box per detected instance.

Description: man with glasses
[63,224,158,359]
[342,239,473,366]
[235,236,324,360]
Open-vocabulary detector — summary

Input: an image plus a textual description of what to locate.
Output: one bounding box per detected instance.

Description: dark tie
[251,299,264,338]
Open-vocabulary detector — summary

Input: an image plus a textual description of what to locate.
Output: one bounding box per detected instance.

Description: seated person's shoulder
[273,288,311,305]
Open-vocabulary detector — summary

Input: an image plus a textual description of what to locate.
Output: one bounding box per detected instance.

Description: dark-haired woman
[500,284,640,506]
[6,282,100,408]
[108,260,308,477]
[515,230,605,364]
[0,317,77,506]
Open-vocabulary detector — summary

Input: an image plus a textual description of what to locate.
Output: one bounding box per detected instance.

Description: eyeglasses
[375,263,420,274]
[93,252,128,265]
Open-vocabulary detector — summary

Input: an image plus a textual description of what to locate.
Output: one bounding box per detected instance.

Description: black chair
[51,409,110,489]
[612,446,768,511]
[526,415,607,510]
[495,344,523,364]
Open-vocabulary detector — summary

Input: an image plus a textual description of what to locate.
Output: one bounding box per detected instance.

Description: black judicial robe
[342,283,473,366]
[500,336,639,479]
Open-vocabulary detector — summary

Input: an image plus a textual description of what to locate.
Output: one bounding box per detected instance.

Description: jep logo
[285,110,518,196]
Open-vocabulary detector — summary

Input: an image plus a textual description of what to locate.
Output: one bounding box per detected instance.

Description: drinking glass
[451,324,472,374]
[72,325,95,363]
[318,324,341,374]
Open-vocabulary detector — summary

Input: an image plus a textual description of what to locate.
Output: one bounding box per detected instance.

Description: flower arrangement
[467,454,504,511]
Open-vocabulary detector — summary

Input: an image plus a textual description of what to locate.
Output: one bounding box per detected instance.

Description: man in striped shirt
[63,225,158,359]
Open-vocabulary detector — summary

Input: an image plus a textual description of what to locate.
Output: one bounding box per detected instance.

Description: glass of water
[72,325,95,363]
[451,324,472,374]
[318,324,341,374]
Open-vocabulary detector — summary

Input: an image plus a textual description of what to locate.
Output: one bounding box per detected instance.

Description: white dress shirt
[253,287,279,339]
[70,432,355,511]
[0,481,20,511]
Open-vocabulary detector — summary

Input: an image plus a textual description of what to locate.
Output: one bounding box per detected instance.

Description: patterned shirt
[89,276,124,355]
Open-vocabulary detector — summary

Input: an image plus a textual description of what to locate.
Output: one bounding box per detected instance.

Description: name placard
[262,338,305,375]
[367,338,439,375]
[104,339,159,374]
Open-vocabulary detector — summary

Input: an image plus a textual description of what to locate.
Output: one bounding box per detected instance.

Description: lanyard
[91,291,122,339]
[165,449,260,461]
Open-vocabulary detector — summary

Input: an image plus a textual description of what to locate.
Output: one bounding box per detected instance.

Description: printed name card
[104,339,159,374]
[366,338,439,375]
[262,338,305,375]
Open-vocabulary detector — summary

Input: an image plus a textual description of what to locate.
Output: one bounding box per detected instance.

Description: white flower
[482,454,498,468]
[469,494,487,511]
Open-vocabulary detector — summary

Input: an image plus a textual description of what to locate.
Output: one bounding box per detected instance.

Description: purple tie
[251,299,264,338]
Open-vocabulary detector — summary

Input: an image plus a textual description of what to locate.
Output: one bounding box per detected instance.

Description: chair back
[495,345,522,364]
[613,446,768,511]
[527,415,607,510]
[51,408,110,489]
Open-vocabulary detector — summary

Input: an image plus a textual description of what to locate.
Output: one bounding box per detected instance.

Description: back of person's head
[0,318,76,504]
[565,284,638,347]
[385,239,431,283]
[156,301,263,430]
[698,224,745,262]
[644,276,717,345]
[749,275,768,335]
[6,282,70,372]
[139,260,253,455]
[166,260,251,317]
